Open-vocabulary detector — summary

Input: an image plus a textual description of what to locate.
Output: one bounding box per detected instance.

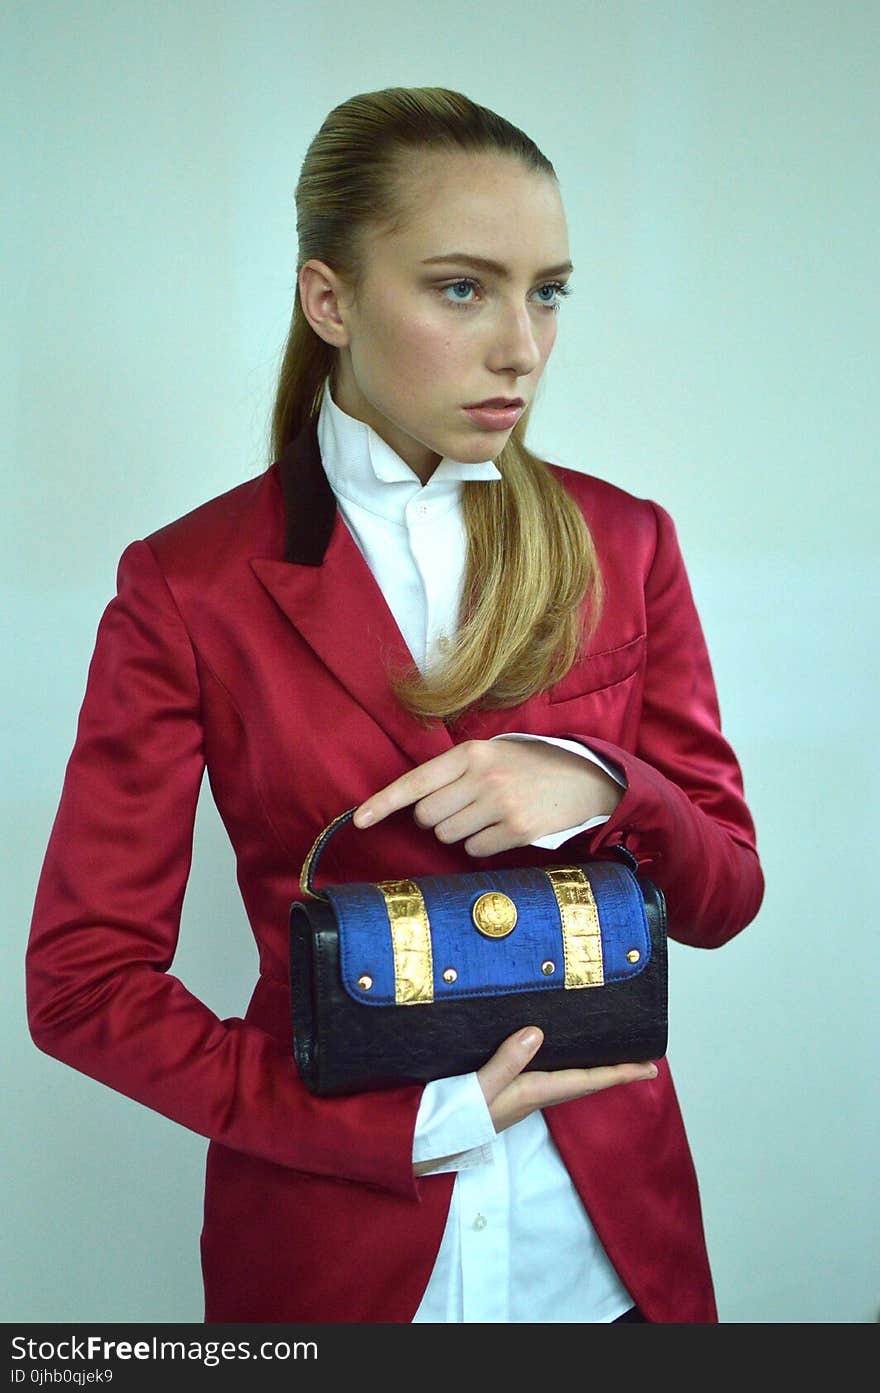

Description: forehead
[375,150,569,268]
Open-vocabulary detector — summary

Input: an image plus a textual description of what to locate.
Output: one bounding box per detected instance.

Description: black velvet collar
[275,414,336,566]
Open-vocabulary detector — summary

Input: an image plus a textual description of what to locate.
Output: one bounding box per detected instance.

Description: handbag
[289,807,668,1096]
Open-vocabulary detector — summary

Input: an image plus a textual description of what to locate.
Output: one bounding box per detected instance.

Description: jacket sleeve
[25,539,422,1200]
[561,501,764,949]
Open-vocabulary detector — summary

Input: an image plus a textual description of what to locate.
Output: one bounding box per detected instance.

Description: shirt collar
[317,375,502,523]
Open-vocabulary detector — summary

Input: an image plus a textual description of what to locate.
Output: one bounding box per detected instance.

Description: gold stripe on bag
[375,878,435,1004]
[544,868,605,988]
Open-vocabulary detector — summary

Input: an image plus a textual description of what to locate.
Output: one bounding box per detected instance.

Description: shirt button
[473,1213,488,1231]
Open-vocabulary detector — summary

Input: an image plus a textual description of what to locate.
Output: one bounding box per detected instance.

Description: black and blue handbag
[289,808,667,1096]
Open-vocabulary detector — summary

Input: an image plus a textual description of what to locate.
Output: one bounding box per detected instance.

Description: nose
[486,299,544,378]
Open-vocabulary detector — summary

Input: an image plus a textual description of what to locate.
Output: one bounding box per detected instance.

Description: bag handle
[297,804,641,904]
[298,807,358,902]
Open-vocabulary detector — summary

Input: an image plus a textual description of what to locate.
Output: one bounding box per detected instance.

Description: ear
[298,259,352,348]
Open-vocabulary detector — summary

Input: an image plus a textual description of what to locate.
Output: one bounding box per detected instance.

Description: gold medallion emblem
[472,891,518,938]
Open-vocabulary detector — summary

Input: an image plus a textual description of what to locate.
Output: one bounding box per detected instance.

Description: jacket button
[473,1213,488,1231]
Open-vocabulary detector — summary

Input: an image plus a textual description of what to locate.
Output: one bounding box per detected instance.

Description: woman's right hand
[477,1027,658,1134]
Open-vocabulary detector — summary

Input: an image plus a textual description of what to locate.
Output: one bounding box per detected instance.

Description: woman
[25,86,764,1324]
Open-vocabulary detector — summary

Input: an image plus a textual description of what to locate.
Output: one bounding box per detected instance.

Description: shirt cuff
[412,1072,498,1175]
[490,732,627,849]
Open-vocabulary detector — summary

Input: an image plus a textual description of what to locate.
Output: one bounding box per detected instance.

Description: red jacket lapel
[249,414,456,772]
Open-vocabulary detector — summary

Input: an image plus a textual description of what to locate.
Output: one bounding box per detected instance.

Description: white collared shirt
[316,379,633,1323]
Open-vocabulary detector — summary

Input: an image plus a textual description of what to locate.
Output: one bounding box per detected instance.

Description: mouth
[462,400,525,432]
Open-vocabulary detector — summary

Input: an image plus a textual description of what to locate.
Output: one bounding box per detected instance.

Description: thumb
[478,1026,544,1105]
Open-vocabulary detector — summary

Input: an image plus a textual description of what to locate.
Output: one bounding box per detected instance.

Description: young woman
[26,86,764,1324]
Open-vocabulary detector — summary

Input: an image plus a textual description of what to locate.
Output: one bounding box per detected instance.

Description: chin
[456,440,503,463]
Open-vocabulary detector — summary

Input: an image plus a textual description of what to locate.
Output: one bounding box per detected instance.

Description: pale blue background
[4,0,877,1323]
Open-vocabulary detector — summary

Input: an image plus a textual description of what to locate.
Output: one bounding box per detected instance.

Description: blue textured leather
[324,861,651,1006]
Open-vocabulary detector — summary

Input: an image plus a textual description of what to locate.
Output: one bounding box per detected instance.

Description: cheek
[538,318,558,363]
[364,305,454,376]
[402,310,463,360]
[393,316,471,399]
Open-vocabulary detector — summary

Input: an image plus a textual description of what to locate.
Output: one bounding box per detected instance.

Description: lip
[463,401,524,431]
[464,397,524,408]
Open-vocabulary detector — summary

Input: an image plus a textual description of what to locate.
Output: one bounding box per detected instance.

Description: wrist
[585,763,625,818]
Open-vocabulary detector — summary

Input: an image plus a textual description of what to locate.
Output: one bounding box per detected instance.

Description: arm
[25,540,422,1200]
[559,501,764,948]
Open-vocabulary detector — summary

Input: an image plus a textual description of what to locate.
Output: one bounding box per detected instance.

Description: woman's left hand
[352,738,623,857]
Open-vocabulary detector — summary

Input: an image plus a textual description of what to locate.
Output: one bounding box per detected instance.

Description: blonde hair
[269,86,604,726]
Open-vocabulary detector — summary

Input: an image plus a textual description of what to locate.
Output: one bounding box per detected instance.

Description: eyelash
[438,277,574,312]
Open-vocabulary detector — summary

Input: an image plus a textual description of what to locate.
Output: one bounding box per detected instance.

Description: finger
[461,819,526,858]
[415,791,484,841]
[477,1027,545,1104]
[526,1061,658,1106]
[353,746,470,827]
[429,800,507,851]
[429,780,533,855]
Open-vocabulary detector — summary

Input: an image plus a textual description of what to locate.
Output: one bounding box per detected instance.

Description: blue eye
[439,277,573,312]
[535,282,573,309]
[443,279,478,304]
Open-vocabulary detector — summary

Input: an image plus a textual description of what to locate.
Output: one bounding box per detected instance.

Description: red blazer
[26,415,764,1323]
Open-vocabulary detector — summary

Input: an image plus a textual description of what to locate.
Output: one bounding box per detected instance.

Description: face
[298,151,573,483]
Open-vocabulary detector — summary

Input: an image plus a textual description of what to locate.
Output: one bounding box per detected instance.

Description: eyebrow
[420,253,574,280]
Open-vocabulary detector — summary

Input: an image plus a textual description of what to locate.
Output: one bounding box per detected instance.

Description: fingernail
[645,1064,658,1078]
[519,1029,539,1050]
[355,807,374,827]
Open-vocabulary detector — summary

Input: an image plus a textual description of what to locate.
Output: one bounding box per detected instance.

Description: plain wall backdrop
[3,0,877,1323]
